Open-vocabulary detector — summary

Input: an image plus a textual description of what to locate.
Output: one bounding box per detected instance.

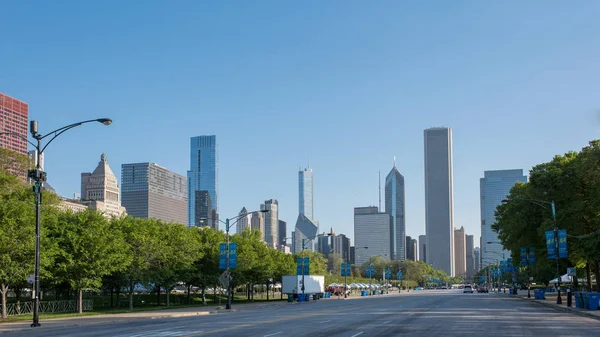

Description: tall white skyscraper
[261,199,279,249]
[480,169,527,267]
[424,127,455,276]
[299,167,314,221]
[236,207,252,234]
[385,161,406,260]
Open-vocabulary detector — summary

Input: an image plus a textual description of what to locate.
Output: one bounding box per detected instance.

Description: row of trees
[493,140,600,290]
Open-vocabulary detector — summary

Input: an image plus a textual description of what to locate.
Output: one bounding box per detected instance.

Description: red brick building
[0,92,29,177]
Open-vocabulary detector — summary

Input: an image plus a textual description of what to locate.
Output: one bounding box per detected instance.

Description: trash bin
[313,294,318,301]
[588,293,599,311]
[539,290,546,300]
[574,292,580,308]
[298,294,305,302]
[509,288,513,295]
[305,294,310,302]
[582,293,589,309]
[288,294,294,303]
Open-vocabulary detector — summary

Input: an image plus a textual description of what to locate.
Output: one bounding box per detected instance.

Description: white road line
[382,320,391,324]
[350,332,364,337]
[264,332,283,337]
[320,320,332,323]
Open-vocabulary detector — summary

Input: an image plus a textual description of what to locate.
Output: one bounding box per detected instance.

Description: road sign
[28,274,34,284]
[219,243,227,270]
[218,271,231,286]
[567,267,576,277]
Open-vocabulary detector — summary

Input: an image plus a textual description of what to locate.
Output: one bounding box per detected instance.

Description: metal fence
[1,300,93,316]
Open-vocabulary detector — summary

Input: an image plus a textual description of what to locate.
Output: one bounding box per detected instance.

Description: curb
[510,294,600,321]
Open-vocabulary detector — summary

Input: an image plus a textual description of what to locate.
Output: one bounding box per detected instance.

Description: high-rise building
[454,227,466,278]
[480,169,527,267]
[236,207,252,234]
[354,206,391,265]
[385,163,406,261]
[261,199,279,249]
[405,236,414,260]
[187,136,218,228]
[332,233,351,262]
[349,246,356,265]
[278,220,287,249]
[317,233,330,258]
[0,92,29,178]
[424,127,455,276]
[250,211,265,240]
[121,162,187,224]
[410,239,418,261]
[81,154,126,218]
[299,166,314,221]
[474,247,481,272]
[293,213,318,253]
[419,235,427,262]
[466,234,475,279]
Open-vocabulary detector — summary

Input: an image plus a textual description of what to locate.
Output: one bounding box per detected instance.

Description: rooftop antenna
[378,170,381,211]
[308,152,310,169]
[394,156,396,168]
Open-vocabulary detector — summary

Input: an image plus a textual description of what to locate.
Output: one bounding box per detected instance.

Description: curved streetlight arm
[39,119,112,154]
[223,209,269,231]
[502,198,551,210]
[0,131,38,149]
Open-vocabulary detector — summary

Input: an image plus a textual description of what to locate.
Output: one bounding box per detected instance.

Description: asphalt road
[2,289,598,336]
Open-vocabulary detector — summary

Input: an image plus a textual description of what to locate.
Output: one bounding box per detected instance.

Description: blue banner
[229,243,237,269]
[529,247,536,265]
[341,263,351,277]
[558,229,568,258]
[296,258,303,275]
[520,247,527,266]
[219,243,227,270]
[366,265,375,278]
[303,257,310,275]
[396,271,403,280]
[385,269,392,279]
[545,231,556,259]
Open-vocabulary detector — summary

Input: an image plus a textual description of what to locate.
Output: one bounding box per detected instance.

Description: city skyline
[3,2,600,246]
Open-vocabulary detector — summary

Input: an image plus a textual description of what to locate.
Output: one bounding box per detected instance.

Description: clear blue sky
[2,1,599,246]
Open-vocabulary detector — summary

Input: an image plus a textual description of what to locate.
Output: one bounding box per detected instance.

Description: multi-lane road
[1,289,598,336]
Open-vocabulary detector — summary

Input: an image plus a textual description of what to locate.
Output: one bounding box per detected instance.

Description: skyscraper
[251,211,265,240]
[236,207,252,234]
[278,220,287,249]
[0,92,29,178]
[293,213,318,253]
[354,206,391,265]
[261,199,279,249]
[454,226,466,278]
[466,234,475,279]
[419,235,427,262]
[385,162,406,260]
[121,162,187,224]
[405,236,414,260]
[411,239,418,261]
[187,135,218,228]
[480,169,527,267]
[81,154,126,218]
[424,127,455,276]
[299,166,314,221]
[332,233,351,262]
[474,247,481,272]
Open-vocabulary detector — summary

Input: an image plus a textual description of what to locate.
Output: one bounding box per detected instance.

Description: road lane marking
[350,332,364,337]
[320,320,332,323]
[382,320,391,324]
[264,332,282,337]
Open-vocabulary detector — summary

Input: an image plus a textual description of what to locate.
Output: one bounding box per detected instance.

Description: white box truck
[282,275,324,294]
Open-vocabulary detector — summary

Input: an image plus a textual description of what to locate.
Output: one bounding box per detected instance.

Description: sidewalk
[498,290,600,321]
[0,300,291,334]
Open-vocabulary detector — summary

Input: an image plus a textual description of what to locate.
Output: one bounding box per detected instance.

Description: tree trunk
[15,286,21,315]
[266,280,269,301]
[594,261,600,292]
[156,285,161,306]
[128,280,134,311]
[1,283,8,319]
[187,284,191,305]
[110,287,114,308]
[586,263,593,292]
[116,286,121,308]
[78,288,83,314]
[247,284,250,301]
[166,287,170,307]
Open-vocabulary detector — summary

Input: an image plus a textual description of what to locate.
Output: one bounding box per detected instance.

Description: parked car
[477,287,489,293]
[415,286,424,290]
[463,285,474,293]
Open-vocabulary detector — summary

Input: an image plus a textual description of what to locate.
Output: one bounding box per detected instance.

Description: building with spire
[187,135,218,228]
[294,160,319,253]
[385,157,406,260]
[80,153,126,218]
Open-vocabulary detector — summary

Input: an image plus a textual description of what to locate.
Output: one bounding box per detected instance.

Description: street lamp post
[503,198,562,304]
[216,209,269,310]
[1,118,112,327]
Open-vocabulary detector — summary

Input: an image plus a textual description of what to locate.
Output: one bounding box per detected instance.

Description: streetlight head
[97,118,112,126]
[501,199,510,204]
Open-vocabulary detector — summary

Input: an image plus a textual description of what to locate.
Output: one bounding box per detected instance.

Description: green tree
[0,147,31,177]
[49,209,131,313]
[186,227,223,304]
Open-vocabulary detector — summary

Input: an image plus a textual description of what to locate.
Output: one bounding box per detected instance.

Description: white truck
[282,275,325,294]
